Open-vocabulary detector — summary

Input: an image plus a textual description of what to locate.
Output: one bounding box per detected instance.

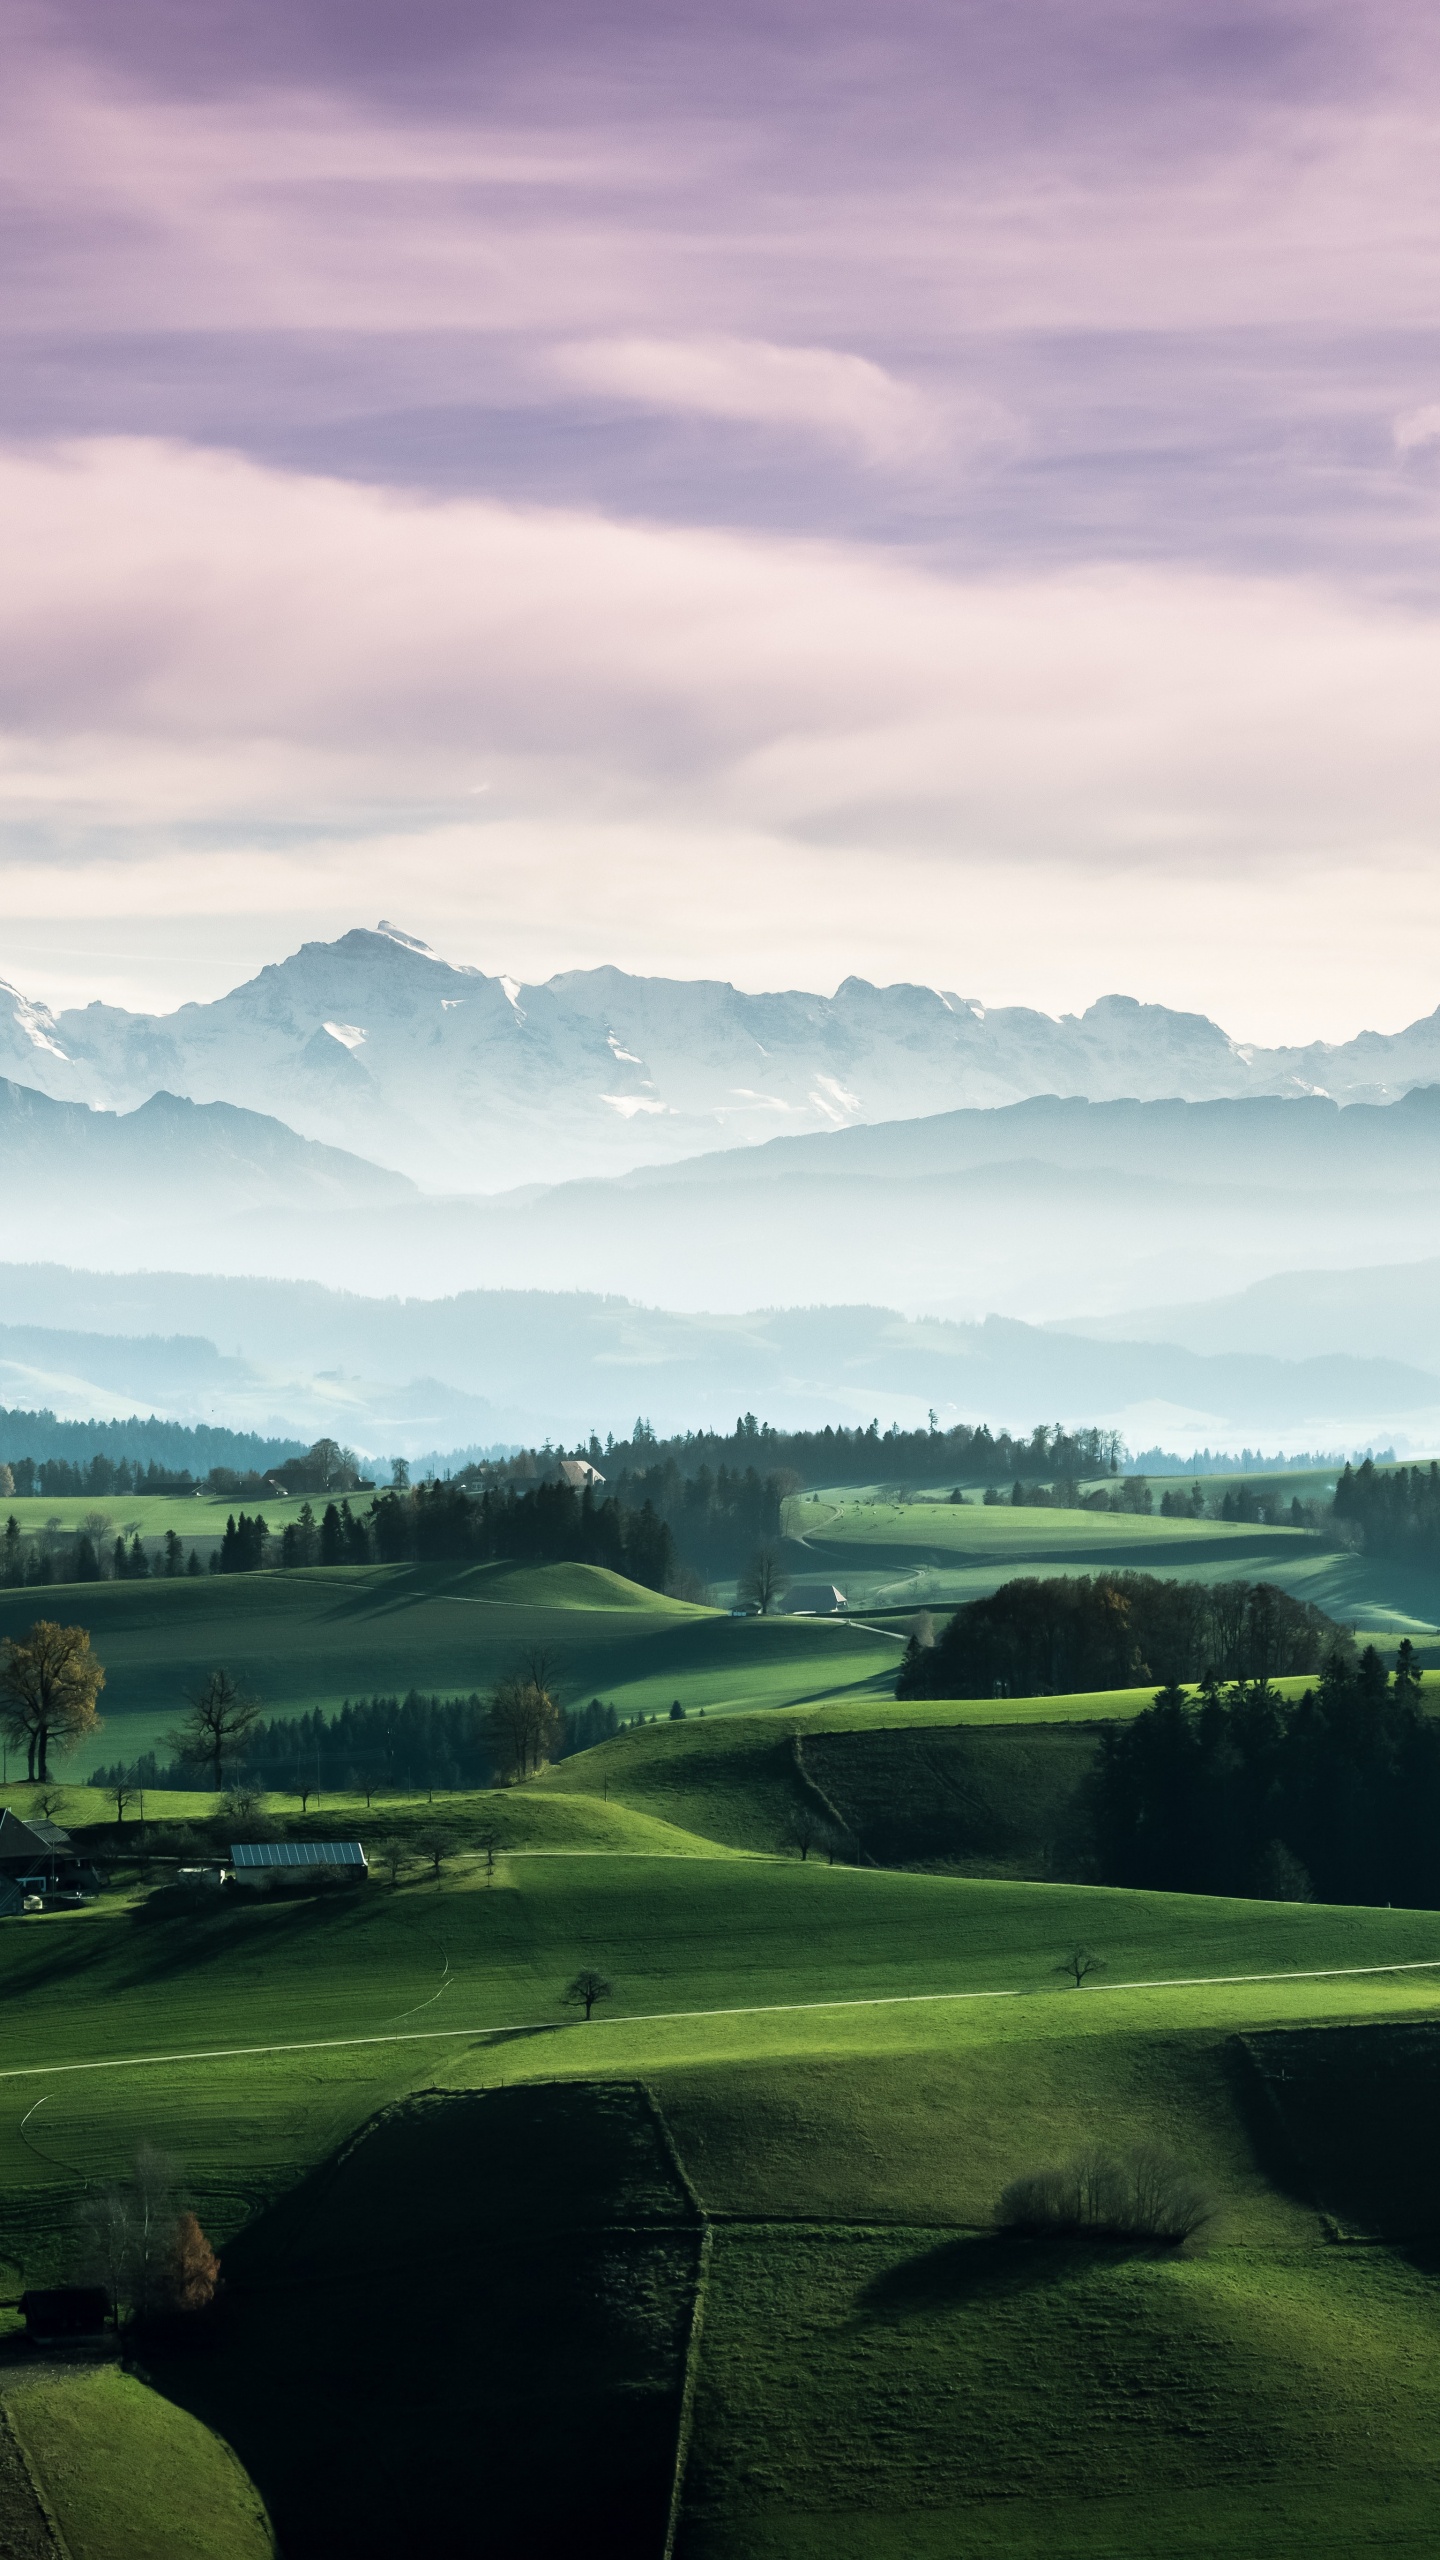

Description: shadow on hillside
[146,2082,702,2560]
[856,2230,1151,2320]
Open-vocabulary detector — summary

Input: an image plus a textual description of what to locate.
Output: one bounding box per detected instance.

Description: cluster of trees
[0,1517,201,1587]
[0,1410,303,1478]
[997,2146,1214,2244]
[1332,1458,1440,1567]
[982,1475,1157,1514]
[94,1683,622,1797]
[479,1414,1121,1493]
[1131,1443,1363,1478]
[1092,1641,1440,1906]
[206,1482,678,1589]
[896,1573,1335,1702]
[76,2143,219,2331]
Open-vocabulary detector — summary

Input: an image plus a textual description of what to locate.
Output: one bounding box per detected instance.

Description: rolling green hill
[0,1804,1438,2552]
[1,2365,274,2560]
[0,1562,898,1771]
[789,1495,1440,1636]
[4,1516,1440,2552]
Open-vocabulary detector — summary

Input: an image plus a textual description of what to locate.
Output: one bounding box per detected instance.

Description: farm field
[0,1559,898,1771]
[787,1493,1440,1636]
[0,1489,354,1552]
[1,1711,1440,2553]
[3,1545,1440,2551]
[0,2364,274,2560]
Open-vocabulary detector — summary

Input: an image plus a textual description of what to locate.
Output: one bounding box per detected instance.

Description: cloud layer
[1,434,1438,1037]
[3,0,1440,1027]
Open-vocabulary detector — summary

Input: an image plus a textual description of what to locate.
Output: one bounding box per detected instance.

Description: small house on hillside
[0,1809,70,1864]
[20,2287,110,2346]
[0,1810,98,1895]
[559,1460,606,1490]
[230,1841,368,1886]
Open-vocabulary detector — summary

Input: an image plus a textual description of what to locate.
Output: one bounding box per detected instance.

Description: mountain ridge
[6,921,1440,1192]
[0,1273,1427,1458]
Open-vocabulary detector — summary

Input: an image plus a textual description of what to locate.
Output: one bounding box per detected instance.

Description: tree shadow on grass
[855,2230,1153,2322]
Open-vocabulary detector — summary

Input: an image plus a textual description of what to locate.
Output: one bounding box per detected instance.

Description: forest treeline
[896,1573,1336,1701]
[1331,1457,1440,1568]
[1092,1642,1440,1906]
[0,1412,303,1480]
[462,1418,1122,1575]
[93,1691,622,1797]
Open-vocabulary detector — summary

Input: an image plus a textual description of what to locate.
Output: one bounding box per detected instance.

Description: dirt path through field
[0,1952,1438,2085]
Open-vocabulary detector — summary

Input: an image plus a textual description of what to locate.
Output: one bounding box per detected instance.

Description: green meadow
[0,1558,898,1771]
[789,1491,1440,1636]
[2,1817,1440,2556]
[1,1540,1440,2552]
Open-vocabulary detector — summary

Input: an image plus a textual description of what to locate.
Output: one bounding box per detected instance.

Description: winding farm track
[1,1953,1439,2085]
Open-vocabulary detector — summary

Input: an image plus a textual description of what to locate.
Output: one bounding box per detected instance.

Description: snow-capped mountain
[3,921,1439,1193]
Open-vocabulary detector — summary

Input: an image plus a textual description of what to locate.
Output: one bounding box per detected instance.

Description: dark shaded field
[152,2081,702,2560]
[800,1723,1099,1875]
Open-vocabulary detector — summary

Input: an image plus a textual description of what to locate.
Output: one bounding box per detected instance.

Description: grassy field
[0,2365,274,2560]
[0,1560,898,1772]
[787,1494,1440,1636]
[2,1542,1440,2552]
[150,2081,698,2560]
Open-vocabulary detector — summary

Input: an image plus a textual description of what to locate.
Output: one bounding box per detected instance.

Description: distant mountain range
[0,1267,1430,1460]
[1,927,1437,1456]
[0,1078,413,1236]
[8,920,1440,1192]
[4,1077,1440,1333]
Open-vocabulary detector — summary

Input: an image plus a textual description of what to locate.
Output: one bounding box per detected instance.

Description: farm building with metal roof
[230,1841,368,1871]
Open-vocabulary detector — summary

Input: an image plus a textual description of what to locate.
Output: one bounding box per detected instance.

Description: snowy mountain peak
[374,920,441,958]
[0,926,1437,1196]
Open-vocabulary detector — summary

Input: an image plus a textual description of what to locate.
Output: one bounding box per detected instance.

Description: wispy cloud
[550,336,946,464]
[5,2,1440,1029]
[2,434,1440,1036]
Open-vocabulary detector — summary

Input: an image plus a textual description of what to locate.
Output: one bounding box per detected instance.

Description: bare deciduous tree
[561,1969,613,2021]
[1056,1946,1104,1989]
[415,1825,456,1880]
[488,1677,562,1781]
[75,2148,221,2327]
[998,2145,1215,2244]
[780,1803,828,1862]
[475,1826,501,1883]
[167,1669,262,1792]
[0,1622,105,1781]
[741,1547,789,1617]
[221,1783,271,1835]
[377,1835,407,1887]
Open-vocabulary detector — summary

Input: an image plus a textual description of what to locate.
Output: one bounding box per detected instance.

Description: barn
[229,1841,368,1884]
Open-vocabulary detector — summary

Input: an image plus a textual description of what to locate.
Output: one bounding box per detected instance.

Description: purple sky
[3,0,1440,1033]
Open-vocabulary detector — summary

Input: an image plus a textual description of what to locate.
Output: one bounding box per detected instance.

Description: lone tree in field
[166,1669,262,1792]
[780,1803,828,1862]
[1056,1946,1105,1989]
[377,1835,408,1887]
[562,1969,613,2022]
[475,1826,501,1882]
[741,1546,789,1617]
[488,1676,562,1781]
[0,1622,104,1781]
[221,1782,270,1833]
[415,1825,456,1880]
